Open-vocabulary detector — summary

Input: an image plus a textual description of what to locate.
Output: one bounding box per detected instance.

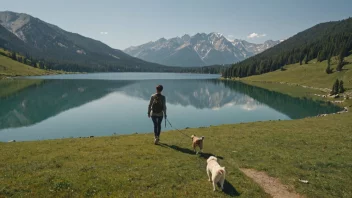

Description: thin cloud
[100,32,109,35]
[227,34,234,38]
[247,33,266,39]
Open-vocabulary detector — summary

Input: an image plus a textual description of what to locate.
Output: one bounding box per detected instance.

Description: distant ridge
[0,11,167,72]
[223,17,352,78]
[124,33,280,67]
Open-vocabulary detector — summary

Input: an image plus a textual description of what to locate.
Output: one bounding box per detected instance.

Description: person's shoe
[154,137,158,145]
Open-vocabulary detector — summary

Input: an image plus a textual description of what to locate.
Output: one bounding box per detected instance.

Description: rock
[329,94,339,98]
[318,114,327,117]
[8,140,16,142]
[299,179,309,184]
[333,100,344,103]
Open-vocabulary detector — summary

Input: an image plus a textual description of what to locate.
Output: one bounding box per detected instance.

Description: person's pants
[151,116,163,137]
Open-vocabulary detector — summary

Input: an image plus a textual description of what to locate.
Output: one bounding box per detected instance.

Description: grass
[0,55,49,78]
[0,133,267,197]
[244,54,352,90]
[242,54,352,108]
[0,49,66,79]
[1,112,351,197]
[243,80,324,99]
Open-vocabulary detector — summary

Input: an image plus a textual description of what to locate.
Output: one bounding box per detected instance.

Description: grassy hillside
[224,18,352,78]
[244,54,352,91]
[0,50,58,79]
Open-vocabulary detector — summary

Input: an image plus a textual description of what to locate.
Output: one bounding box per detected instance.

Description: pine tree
[339,80,345,93]
[325,56,332,74]
[336,47,346,71]
[11,52,17,60]
[317,51,322,62]
[299,52,304,65]
[331,79,340,95]
[304,54,309,64]
[32,60,37,67]
[326,64,332,74]
[337,56,344,71]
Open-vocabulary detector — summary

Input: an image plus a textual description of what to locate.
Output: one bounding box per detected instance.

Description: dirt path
[240,168,302,198]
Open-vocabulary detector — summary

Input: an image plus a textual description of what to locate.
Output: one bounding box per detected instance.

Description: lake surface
[0,73,341,142]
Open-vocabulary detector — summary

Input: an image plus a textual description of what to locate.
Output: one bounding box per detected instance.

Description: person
[148,85,167,144]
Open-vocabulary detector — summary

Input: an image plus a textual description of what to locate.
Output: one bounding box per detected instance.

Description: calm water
[0,73,341,142]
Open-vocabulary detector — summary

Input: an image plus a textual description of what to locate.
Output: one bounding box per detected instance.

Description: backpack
[152,94,163,113]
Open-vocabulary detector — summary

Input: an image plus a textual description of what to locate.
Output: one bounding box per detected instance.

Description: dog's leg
[220,177,225,190]
[207,167,211,182]
[212,181,216,191]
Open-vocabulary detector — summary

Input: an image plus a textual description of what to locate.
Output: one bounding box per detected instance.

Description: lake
[0,73,341,142]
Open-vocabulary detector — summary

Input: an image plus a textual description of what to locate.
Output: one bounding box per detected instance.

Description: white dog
[206,156,226,191]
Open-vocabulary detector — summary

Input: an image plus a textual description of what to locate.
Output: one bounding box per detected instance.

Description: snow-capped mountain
[124,33,281,67]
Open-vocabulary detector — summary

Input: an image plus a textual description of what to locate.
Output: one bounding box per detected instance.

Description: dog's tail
[217,167,225,175]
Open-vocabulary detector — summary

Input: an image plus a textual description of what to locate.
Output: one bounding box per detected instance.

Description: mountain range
[0,11,166,72]
[124,33,281,67]
[0,11,281,71]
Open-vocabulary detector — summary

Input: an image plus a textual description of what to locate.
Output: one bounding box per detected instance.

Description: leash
[165,118,189,138]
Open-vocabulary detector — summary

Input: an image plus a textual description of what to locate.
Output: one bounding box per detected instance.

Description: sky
[1,0,351,49]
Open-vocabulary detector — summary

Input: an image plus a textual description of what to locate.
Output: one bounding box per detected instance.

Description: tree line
[1,49,226,74]
[223,18,352,78]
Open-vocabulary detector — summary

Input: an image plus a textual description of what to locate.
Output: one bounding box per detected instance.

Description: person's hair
[156,85,163,92]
